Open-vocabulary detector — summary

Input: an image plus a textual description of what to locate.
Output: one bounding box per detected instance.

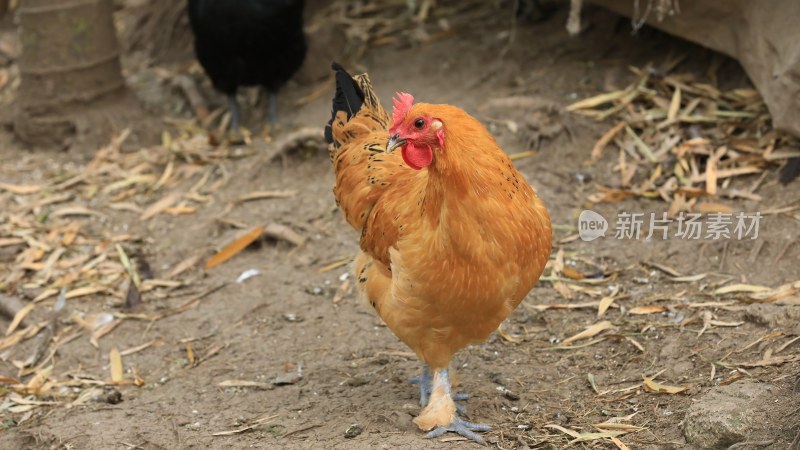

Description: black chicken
[187,0,307,131]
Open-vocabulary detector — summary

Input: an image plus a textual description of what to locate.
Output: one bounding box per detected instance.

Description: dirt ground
[1,3,799,449]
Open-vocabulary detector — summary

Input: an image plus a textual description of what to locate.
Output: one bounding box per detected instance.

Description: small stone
[496,386,520,401]
[344,423,362,438]
[684,382,775,449]
[345,377,368,387]
[92,387,122,404]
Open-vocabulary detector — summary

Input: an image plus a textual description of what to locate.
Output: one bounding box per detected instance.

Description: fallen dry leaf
[597,296,616,317]
[140,191,181,221]
[6,302,35,336]
[235,190,297,203]
[611,436,632,450]
[714,283,770,295]
[205,225,265,269]
[561,321,615,345]
[628,305,666,315]
[217,380,274,390]
[109,347,123,382]
[642,376,687,394]
[263,223,305,246]
[0,182,42,194]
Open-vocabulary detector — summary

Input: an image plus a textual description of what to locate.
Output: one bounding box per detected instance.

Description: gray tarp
[587,0,800,138]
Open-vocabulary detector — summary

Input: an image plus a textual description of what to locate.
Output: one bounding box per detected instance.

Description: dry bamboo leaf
[50,206,104,218]
[594,423,642,432]
[553,281,573,300]
[644,261,681,277]
[168,254,202,279]
[607,334,645,352]
[544,424,581,439]
[547,337,607,350]
[688,166,761,183]
[667,86,681,121]
[263,223,305,246]
[0,237,25,247]
[109,347,123,382]
[101,175,157,194]
[498,323,524,344]
[186,343,196,365]
[235,190,297,203]
[625,126,657,162]
[547,424,628,442]
[0,321,47,352]
[566,89,627,111]
[696,202,733,214]
[205,225,265,269]
[561,321,614,345]
[217,380,274,390]
[509,150,535,161]
[714,283,770,295]
[199,342,224,364]
[332,278,351,304]
[116,244,141,288]
[139,192,181,221]
[120,338,165,356]
[597,296,615,317]
[736,355,800,367]
[91,319,123,347]
[642,376,687,394]
[108,202,143,213]
[33,286,107,303]
[669,273,707,282]
[164,206,197,215]
[24,366,52,395]
[0,182,42,194]
[628,305,666,315]
[775,336,800,354]
[526,300,603,312]
[591,122,626,161]
[709,319,744,327]
[6,302,35,336]
[562,266,584,281]
[611,436,632,450]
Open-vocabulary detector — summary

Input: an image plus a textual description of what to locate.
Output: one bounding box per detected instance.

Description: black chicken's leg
[268,91,279,124]
[227,94,242,131]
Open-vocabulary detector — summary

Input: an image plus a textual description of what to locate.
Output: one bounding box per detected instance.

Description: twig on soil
[726,440,775,450]
[212,414,280,436]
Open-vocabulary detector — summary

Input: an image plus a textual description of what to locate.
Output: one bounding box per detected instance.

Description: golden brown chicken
[325,63,552,442]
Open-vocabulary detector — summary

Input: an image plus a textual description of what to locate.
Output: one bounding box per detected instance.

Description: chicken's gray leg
[422,368,491,444]
[227,94,242,131]
[409,365,468,409]
[268,92,279,124]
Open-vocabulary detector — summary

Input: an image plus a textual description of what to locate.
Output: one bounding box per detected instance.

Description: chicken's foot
[409,365,468,408]
[413,368,490,443]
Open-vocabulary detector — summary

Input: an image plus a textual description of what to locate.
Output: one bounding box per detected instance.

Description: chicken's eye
[413,118,425,129]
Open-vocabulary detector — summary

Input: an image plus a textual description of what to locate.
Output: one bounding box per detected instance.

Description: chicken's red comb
[390,92,414,131]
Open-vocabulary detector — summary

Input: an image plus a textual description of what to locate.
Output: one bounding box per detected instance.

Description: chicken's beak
[386,133,407,153]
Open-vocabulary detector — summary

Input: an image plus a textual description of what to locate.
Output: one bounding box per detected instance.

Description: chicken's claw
[425,417,491,443]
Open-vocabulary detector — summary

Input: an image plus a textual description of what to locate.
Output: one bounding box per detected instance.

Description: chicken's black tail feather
[325,62,365,145]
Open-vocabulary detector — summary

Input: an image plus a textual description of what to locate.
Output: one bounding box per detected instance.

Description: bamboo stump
[15,0,127,148]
